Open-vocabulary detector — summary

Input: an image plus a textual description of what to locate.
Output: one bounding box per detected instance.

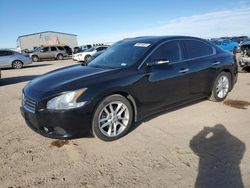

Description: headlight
[47,88,87,110]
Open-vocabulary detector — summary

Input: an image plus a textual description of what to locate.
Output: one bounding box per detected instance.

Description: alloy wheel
[216,75,229,99]
[98,101,129,137]
[13,61,23,69]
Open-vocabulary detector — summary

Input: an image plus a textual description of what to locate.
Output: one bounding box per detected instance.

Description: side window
[51,47,57,51]
[0,51,13,56]
[183,40,213,59]
[43,47,49,52]
[96,47,103,52]
[147,41,181,63]
[57,46,64,51]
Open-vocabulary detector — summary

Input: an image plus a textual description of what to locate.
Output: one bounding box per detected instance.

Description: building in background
[16,31,78,52]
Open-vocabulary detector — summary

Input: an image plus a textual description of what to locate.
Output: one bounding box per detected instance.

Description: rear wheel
[12,60,23,69]
[210,72,231,102]
[32,55,39,62]
[92,94,133,141]
[57,54,63,60]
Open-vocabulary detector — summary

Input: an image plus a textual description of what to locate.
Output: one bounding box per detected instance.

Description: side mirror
[146,60,170,66]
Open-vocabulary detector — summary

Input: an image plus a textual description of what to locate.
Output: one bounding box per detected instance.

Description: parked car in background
[73,45,92,54]
[73,46,109,63]
[238,41,250,72]
[63,45,73,56]
[89,50,106,62]
[210,39,239,53]
[29,46,68,62]
[240,38,250,45]
[0,49,32,69]
[21,36,237,141]
[231,36,249,43]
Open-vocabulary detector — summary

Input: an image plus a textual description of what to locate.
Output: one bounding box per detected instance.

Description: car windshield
[34,47,42,51]
[88,41,151,68]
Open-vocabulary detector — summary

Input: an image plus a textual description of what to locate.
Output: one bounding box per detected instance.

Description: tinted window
[42,47,49,52]
[51,47,57,51]
[96,47,107,51]
[147,41,181,63]
[96,47,102,52]
[184,40,213,59]
[57,46,64,51]
[0,50,13,56]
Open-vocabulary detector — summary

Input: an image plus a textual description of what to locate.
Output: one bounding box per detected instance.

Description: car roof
[121,36,207,45]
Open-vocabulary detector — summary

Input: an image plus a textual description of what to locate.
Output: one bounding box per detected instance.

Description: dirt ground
[0,59,250,188]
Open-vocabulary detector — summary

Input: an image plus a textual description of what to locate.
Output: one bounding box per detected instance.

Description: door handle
[179,68,189,74]
[212,61,221,66]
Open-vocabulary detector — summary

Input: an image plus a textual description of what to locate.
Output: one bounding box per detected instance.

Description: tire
[32,55,39,62]
[57,54,63,60]
[92,94,133,141]
[84,55,92,63]
[12,60,23,69]
[237,60,246,73]
[209,72,231,102]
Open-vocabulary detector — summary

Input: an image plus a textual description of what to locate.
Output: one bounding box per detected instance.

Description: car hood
[25,65,117,98]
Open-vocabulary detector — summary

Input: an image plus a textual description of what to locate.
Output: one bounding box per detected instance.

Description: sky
[0,0,250,48]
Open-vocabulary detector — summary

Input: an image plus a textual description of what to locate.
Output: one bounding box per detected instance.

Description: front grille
[23,95,37,113]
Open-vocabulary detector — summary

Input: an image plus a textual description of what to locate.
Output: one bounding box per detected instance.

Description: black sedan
[21,36,237,141]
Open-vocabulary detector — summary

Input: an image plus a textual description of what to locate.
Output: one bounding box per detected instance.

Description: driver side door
[140,40,190,116]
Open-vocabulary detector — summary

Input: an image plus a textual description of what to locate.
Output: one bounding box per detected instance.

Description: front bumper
[20,105,93,139]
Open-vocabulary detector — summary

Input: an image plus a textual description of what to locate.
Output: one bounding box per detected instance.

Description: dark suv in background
[29,46,69,62]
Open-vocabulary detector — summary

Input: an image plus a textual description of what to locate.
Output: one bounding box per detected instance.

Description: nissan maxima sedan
[0,49,32,69]
[21,36,237,141]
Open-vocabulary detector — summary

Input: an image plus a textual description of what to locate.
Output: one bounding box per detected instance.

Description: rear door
[0,50,13,67]
[50,46,58,58]
[181,39,217,97]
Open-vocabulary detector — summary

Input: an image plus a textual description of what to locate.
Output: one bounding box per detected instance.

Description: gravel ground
[0,59,250,188]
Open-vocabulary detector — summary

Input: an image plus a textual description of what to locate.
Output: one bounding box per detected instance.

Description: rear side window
[43,47,49,52]
[96,47,107,51]
[0,50,13,56]
[51,47,57,51]
[183,40,213,59]
[147,41,181,63]
[57,46,64,51]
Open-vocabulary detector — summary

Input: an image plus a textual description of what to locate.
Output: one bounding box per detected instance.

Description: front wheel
[84,55,92,63]
[210,72,231,102]
[92,94,133,141]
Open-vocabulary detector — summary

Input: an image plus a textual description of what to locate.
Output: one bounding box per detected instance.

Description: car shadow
[190,124,245,188]
[129,98,205,133]
[0,75,39,86]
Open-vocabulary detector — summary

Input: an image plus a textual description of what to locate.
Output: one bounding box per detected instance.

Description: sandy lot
[0,59,250,188]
